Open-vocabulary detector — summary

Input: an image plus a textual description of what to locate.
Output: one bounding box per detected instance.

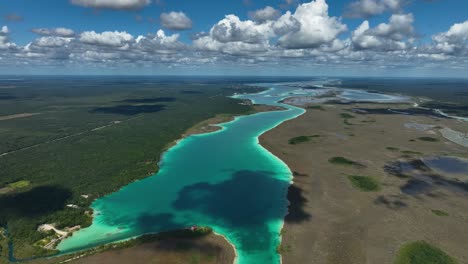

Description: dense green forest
[0,77,262,260]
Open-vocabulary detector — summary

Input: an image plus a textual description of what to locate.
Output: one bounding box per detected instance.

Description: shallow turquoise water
[57,84,316,264]
[57,82,411,263]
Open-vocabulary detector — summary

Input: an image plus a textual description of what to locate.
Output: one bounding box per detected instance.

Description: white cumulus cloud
[31,27,75,37]
[79,31,134,47]
[278,0,347,49]
[33,36,73,47]
[210,14,274,44]
[352,13,415,51]
[249,6,280,23]
[160,12,193,31]
[432,20,468,55]
[136,29,185,53]
[345,0,405,18]
[70,0,151,10]
[0,26,16,49]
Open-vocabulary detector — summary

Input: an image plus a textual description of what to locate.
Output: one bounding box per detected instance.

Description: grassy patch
[361,119,376,123]
[418,137,440,142]
[431,209,449,217]
[306,105,324,110]
[401,150,423,155]
[288,135,320,145]
[343,118,354,125]
[329,156,362,167]
[7,180,31,189]
[395,241,457,264]
[347,175,380,192]
[277,244,292,254]
[340,113,355,119]
[341,113,356,125]
[386,147,400,151]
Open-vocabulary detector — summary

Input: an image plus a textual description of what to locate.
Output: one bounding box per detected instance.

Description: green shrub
[431,209,449,217]
[347,175,380,191]
[340,113,355,119]
[395,241,457,264]
[401,150,423,155]
[288,135,320,145]
[329,157,361,166]
[306,105,324,110]
[418,137,439,142]
[386,147,400,151]
[7,180,31,189]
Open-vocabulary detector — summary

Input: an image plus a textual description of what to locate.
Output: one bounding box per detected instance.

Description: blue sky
[1,0,468,76]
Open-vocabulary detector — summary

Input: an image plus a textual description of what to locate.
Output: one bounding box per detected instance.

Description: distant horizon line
[0,74,467,80]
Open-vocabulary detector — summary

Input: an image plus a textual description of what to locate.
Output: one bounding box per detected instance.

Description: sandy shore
[260,102,468,264]
[67,232,235,264]
[23,231,235,264]
[0,113,39,121]
[183,104,286,137]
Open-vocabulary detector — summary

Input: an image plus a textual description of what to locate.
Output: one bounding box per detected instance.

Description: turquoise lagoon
[57,83,407,263]
[57,84,315,264]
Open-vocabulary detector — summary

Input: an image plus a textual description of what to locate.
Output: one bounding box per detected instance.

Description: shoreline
[254,105,306,264]
[213,231,238,264]
[55,228,236,264]
[48,99,284,262]
[259,100,468,264]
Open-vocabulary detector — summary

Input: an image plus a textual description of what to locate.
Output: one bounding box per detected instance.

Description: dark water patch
[173,170,290,252]
[425,174,468,193]
[421,102,468,117]
[384,160,429,179]
[323,100,354,105]
[90,104,166,115]
[136,213,179,233]
[173,170,287,227]
[401,179,433,195]
[374,195,408,209]
[386,158,468,196]
[397,172,468,197]
[285,185,311,223]
[120,97,176,103]
[0,95,17,100]
[407,159,431,171]
[0,186,72,221]
[181,90,204,94]
[423,157,468,175]
[351,107,447,118]
[366,90,386,94]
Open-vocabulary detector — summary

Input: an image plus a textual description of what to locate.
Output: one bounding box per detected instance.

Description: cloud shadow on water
[0,94,17,100]
[172,170,310,251]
